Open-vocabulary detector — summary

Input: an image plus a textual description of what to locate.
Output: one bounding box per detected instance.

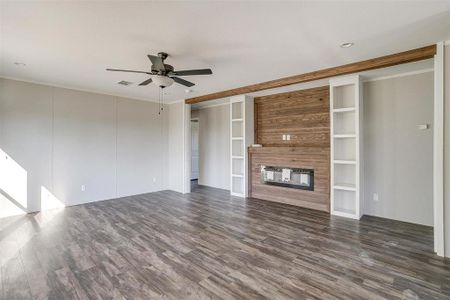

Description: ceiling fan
[106,52,212,88]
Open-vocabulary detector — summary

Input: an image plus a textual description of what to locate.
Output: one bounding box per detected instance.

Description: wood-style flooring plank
[0,182,449,299]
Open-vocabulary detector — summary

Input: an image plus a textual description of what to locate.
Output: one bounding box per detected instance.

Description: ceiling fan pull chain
[161,87,164,110]
[158,87,161,115]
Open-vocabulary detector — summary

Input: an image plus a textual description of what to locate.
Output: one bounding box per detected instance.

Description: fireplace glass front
[260,166,314,191]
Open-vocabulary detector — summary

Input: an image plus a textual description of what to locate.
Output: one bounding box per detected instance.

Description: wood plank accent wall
[254,86,329,147]
[185,45,435,104]
[249,86,330,212]
[249,147,330,212]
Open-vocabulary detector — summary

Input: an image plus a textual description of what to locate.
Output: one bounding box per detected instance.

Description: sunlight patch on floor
[0,148,28,218]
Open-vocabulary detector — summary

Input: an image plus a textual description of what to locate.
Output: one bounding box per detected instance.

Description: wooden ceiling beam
[185,44,436,104]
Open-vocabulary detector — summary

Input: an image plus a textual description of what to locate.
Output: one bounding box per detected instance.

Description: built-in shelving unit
[330,75,363,219]
[230,95,254,197]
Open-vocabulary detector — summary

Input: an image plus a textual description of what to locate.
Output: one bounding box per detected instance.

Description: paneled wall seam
[1,78,169,211]
[115,96,118,197]
[160,101,164,190]
[51,87,55,197]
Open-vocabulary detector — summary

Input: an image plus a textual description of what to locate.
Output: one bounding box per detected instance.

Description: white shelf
[333,134,356,139]
[333,160,356,165]
[231,192,245,197]
[333,184,356,191]
[332,209,359,219]
[333,107,355,113]
[330,75,362,220]
[230,96,254,198]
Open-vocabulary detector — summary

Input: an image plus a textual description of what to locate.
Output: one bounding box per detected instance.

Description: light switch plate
[373,193,379,202]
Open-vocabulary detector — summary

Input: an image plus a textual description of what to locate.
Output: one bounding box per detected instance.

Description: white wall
[52,88,117,205]
[116,96,166,197]
[0,78,167,216]
[167,101,190,193]
[195,104,230,190]
[363,72,434,226]
[0,80,53,214]
[444,43,450,257]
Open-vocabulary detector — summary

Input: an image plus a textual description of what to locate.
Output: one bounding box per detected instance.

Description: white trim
[332,210,360,220]
[444,40,450,46]
[329,75,358,86]
[192,102,229,109]
[364,68,433,83]
[433,42,445,256]
[333,107,356,113]
[183,103,191,194]
[0,75,160,104]
[170,98,187,104]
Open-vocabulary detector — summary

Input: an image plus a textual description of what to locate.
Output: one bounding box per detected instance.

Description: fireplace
[260,165,314,191]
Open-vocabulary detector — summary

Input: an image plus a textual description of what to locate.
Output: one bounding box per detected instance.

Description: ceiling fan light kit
[152,75,174,88]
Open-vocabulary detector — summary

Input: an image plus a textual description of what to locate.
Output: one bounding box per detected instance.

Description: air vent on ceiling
[117,80,133,86]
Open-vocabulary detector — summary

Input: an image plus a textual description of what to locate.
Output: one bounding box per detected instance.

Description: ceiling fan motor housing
[158,52,169,60]
[151,64,174,75]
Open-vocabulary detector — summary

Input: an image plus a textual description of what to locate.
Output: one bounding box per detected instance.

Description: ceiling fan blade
[138,78,153,86]
[172,76,195,87]
[106,68,151,74]
[147,55,165,71]
[173,69,212,76]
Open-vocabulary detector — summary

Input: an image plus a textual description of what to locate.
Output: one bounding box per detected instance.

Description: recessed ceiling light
[185,89,193,93]
[117,80,133,86]
[340,42,354,48]
[14,62,26,67]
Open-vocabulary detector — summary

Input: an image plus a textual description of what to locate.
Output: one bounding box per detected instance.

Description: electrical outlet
[373,193,379,202]
[286,134,291,141]
[81,185,86,192]
[153,177,157,183]
[282,134,286,140]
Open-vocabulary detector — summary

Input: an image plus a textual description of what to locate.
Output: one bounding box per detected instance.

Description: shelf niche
[330,75,363,219]
[230,95,254,197]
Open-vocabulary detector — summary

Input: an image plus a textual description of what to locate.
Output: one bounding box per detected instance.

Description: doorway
[190,119,199,185]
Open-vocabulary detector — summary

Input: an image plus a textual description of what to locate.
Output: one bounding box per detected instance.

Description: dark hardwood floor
[1,183,449,299]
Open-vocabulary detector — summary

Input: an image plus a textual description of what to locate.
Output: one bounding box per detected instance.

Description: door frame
[190,117,200,181]
[433,41,445,256]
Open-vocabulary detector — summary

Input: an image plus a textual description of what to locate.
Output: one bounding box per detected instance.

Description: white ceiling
[1,1,450,104]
